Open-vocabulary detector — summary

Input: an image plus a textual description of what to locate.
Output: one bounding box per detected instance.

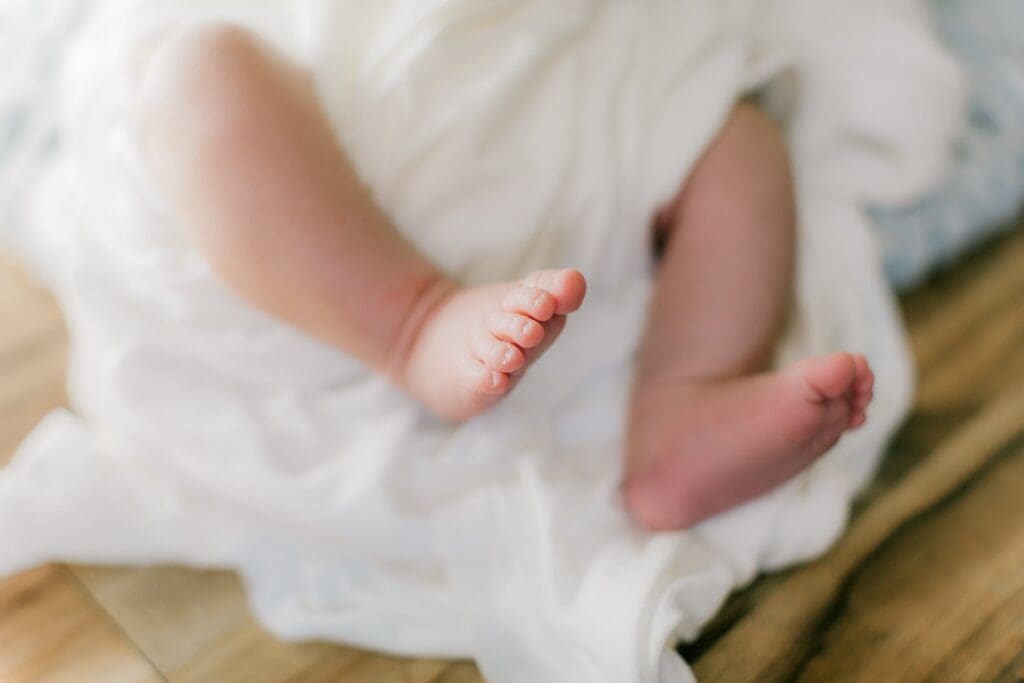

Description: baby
[136,23,874,531]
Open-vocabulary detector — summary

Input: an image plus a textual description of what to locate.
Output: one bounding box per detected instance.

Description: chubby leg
[623,103,873,530]
[135,24,585,421]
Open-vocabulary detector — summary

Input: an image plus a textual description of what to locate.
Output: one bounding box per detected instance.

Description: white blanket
[0,1,963,681]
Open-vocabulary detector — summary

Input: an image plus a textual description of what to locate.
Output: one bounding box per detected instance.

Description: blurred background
[1,1,1023,682]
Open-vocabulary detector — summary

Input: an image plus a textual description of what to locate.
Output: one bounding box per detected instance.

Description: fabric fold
[0,1,963,680]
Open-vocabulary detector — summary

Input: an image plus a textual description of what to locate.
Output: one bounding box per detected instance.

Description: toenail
[491,371,502,388]
[533,293,547,309]
[503,347,517,366]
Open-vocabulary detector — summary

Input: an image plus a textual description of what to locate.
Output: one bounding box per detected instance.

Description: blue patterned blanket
[872,0,1024,288]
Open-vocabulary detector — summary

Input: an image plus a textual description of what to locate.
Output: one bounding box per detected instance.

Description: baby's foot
[623,352,874,530]
[398,269,587,421]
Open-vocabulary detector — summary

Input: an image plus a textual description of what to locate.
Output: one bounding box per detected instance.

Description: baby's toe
[852,387,873,418]
[858,366,875,396]
[846,362,873,429]
[485,311,546,349]
[522,268,587,315]
[472,327,526,373]
[460,356,509,396]
[502,286,556,322]
[852,355,872,387]
[798,352,858,402]
[852,364,874,408]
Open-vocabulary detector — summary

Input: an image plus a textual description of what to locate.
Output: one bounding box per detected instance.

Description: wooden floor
[2,223,1023,682]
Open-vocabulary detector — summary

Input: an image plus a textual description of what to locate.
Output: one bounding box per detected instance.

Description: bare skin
[136,24,873,529]
[623,104,874,529]
[136,24,585,421]
[398,269,586,420]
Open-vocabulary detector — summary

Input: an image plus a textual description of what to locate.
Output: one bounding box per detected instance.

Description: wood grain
[692,382,1024,682]
[796,441,1024,682]
[0,566,163,683]
[2,225,1023,682]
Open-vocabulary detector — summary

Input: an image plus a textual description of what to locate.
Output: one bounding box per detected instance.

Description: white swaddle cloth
[0,1,963,681]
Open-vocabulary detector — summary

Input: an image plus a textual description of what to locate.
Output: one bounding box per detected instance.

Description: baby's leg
[136,24,585,421]
[623,103,873,530]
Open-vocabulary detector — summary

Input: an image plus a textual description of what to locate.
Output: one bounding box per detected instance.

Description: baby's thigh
[135,21,318,155]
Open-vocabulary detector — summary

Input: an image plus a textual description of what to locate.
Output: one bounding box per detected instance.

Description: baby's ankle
[383,272,460,392]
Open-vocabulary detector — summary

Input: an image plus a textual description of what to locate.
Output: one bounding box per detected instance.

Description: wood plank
[907,232,1024,413]
[315,654,449,683]
[902,226,1024,371]
[71,565,365,682]
[931,585,1024,682]
[170,621,358,683]
[795,443,1024,681]
[0,255,67,467]
[70,566,257,675]
[692,379,1024,682]
[0,253,49,311]
[0,379,66,465]
[0,566,163,683]
[71,565,462,683]
[434,662,486,682]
